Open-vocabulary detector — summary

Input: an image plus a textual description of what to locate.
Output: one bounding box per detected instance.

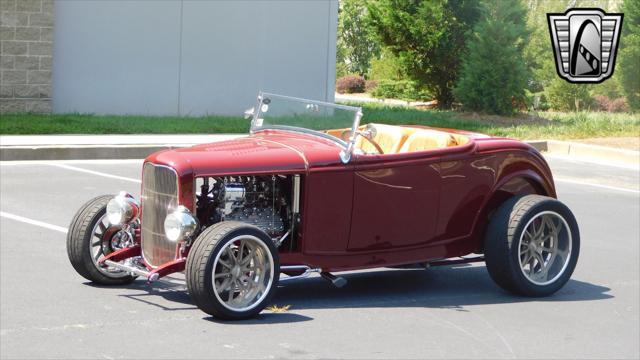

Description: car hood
[145,130,345,177]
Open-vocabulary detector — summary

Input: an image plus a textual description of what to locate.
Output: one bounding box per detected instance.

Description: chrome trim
[279,265,321,282]
[292,175,300,214]
[104,260,158,282]
[274,229,291,247]
[164,205,199,242]
[339,109,363,164]
[141,163,180,268]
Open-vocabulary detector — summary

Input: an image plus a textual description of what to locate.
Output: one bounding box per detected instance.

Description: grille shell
[141,163,179,267]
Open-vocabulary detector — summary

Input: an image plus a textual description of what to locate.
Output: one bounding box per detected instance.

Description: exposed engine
[195,175,295,244]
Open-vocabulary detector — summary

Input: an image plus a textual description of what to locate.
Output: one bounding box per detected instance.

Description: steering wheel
[340,129,385,155]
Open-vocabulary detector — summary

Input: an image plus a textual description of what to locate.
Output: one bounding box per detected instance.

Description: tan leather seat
[356,123,407,154]
[398,129,455,153]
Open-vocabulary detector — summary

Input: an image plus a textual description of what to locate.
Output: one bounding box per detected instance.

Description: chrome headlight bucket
[106,191,140,225]
[164,206,199,242]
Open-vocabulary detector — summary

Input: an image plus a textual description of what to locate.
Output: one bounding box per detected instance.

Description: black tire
[484,195,580,296]
[66,195,136,285]
[186,221,280,320]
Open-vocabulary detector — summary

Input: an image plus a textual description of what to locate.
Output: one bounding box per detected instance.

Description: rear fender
[470,170,554,253]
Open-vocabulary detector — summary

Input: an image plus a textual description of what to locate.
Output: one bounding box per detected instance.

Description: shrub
[619,0,640,110]
[453,0,529,115]
[365,80,378,92]
[369,49,405,81]
[370,79,431,101]
[593,95,630,112]
[545,78,593,111]
[336,75,365,94]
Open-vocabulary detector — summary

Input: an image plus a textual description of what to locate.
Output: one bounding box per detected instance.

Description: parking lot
[1,156,638,359]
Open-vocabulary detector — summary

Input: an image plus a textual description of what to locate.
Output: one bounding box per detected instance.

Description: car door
[347,152,442,251]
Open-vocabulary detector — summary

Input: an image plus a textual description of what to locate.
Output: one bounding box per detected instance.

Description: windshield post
[339,109,363,164]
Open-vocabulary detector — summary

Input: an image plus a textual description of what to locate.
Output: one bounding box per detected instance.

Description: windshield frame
[249,92,363,152]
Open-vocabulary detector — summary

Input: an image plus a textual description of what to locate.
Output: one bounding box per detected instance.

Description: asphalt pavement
[0,156,638,359]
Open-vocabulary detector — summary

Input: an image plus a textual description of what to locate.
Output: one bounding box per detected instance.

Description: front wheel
[186,221,280,320]
[66,195,136,285]
[484,195,580,296]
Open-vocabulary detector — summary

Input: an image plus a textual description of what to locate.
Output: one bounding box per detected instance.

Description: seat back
[356,123,407,154]
[398,129,455,153]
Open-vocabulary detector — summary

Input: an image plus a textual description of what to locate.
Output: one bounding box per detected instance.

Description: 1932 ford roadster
[67,93,580,320]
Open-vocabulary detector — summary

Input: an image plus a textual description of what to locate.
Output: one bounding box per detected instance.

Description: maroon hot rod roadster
[67,93,579,320]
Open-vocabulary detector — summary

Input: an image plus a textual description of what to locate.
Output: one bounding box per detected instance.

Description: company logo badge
[548,8,623,83]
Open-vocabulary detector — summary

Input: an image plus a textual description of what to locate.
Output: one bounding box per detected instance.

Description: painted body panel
[142,128,556,273]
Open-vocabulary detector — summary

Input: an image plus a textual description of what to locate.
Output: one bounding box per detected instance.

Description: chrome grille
[141,163,178,267]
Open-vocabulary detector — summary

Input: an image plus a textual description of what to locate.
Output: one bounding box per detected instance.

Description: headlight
[164,206,199,242]
[106,191,139,225]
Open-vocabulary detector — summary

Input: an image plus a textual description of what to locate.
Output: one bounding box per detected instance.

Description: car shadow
[271,265,613,311]
[85,264,612,320]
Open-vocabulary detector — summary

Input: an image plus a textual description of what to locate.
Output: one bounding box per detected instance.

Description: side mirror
[244,107,255,120]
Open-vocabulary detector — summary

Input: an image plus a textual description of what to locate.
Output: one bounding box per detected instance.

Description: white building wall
[52,0,338,116]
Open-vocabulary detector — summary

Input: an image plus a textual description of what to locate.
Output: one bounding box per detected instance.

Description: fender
[468,168,556,253]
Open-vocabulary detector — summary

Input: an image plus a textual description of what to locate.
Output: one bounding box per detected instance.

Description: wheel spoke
[216,278,233,294]
[529,256,536,274]
[553,217,563,236]
[540,244,553,252]
[214,272,231,279]
[218,257,232,269]
[237,240,245,263]
[522,252,532,266]
[224,246,236,265]
[537,233,551,245]
[240,247,254,266]
[533,252,546,269]
[523,229,533,241]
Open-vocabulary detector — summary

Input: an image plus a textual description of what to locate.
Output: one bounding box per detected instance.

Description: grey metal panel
[52,0,181,115]
[52,0,337,116]
[179,0,336,115]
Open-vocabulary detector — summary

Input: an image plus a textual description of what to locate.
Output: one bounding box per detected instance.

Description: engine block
[195,175,291,239]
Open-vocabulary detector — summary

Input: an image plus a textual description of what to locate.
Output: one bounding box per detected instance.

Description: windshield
[250,92,362,148]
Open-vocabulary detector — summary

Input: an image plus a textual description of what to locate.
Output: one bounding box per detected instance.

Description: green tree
[454,0,530,114]
[337,0,380,76]
[546,77,594,111]
[367,0,481,107]
[619,0,640,111]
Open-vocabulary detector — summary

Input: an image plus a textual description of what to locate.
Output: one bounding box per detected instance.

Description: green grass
[1,105,638,140]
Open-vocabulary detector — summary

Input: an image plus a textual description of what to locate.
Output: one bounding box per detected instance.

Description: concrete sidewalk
[1,134,638,167]
[0,134,243,161]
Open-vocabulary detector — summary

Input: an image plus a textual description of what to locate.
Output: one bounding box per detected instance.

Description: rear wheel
[186,221,279,320]
[484,195,580,296]
[66,195,136,285]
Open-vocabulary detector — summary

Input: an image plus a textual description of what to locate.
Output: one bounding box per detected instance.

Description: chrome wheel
[89,214,131,278]
[212,235,274,312]
[518,211,572,286]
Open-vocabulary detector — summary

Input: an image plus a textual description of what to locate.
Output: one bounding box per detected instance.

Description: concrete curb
[527,140,639,167]
[0,134,242,161]
[1,135,638,166]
